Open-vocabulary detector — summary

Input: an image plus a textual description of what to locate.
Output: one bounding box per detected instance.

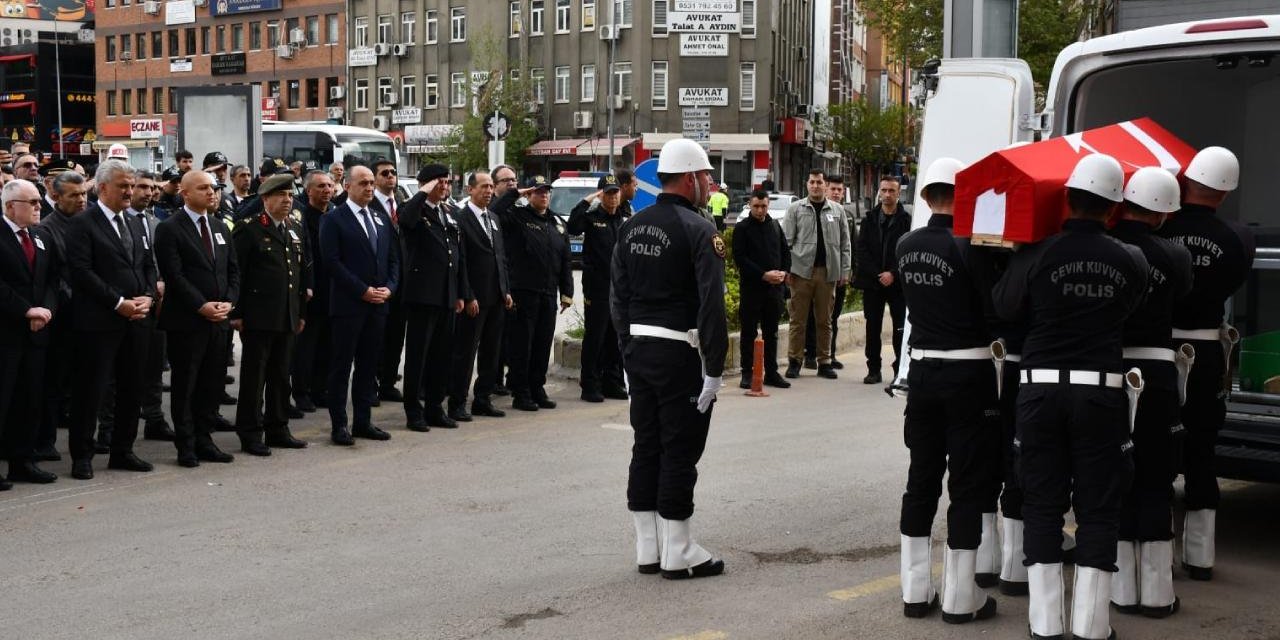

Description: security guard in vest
[567,173,629,403]
[229,173,311,455]
[612,138,728,580]
[994,154,1149,640]
[1156,146,1255,582]
[1108,167,1193,618]
[895,158,998,624]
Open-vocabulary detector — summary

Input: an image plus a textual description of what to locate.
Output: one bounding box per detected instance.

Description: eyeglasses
[17,162,38,169]
[13,198,42,207]
[379,170,397,177]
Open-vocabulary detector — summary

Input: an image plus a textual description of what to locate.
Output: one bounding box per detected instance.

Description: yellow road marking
[665,632,728,640]
[827,562,943,602]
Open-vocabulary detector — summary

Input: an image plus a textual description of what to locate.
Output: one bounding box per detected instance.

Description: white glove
[696,375,723,413]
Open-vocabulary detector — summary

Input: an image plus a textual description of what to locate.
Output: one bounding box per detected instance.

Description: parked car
[732,192,798,225]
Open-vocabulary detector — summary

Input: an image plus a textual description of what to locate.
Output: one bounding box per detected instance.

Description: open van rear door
[893,58,1035,392]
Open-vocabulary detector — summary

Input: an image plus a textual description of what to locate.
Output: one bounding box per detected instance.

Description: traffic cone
[746,335,769,397]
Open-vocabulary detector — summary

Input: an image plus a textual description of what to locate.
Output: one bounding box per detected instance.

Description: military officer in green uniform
[230,173,311,455]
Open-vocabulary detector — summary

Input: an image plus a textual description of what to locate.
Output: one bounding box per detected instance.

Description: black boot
[784,359,801,379]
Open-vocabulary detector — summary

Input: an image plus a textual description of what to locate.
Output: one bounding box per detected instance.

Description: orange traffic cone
[745,335,769,397]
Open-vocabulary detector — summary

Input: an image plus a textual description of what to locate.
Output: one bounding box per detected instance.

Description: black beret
[416,163,449,184]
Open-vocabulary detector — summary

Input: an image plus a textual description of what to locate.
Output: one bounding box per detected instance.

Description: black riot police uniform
[490,177,573,409]
[611,192,728,526]
[566,174,629,402]
[230,203,311,454]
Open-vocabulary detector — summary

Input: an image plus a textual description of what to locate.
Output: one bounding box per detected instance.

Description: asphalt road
[3,351,1279,640]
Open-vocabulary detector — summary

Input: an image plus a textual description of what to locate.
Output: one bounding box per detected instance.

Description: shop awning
[574,137,638,156]
[640,133,770,152]
[526,138,590,156]
[91,139,160,150]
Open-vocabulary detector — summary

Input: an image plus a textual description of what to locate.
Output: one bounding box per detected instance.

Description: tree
[816,98,915,199]
[1019,0,1092,96]
[858,0,944,69]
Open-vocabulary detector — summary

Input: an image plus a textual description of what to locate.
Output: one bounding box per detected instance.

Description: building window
[741,0,756,37]
[425,74,439,109]
[153,88,164,114]
[288,80,300,109]
[137,89,146,114]
[354,78,369,111]
[509,2,520,37]
[530,68,545,104]
[555,0,571,33]
[326,14,339,44]
[530,1,544,35]
[652,0,667,36]
[215,25,225,53]
[200,26,210,54]
[267,21,279,48]
[306,78,320,108]
[425,11,438,43]
[582,0,595,30]
[230,24,243,51]
[376,14,391,44]
[581,64,595,102]
[105,0,114,8]
[169,29,179,57]
[121,89,132,115]
[401,75,416,107]
[106,90,117,116]
[136,33,146,59]
[353,17,368,47]
[325,76,339,103]
[554,66,570,103]
[267,80,280,99]
[611,0,632,27]
[739,62,755,110]
[401,12,415,44]
[168,88,176,113]
[185,28,196,55]
[306,16,320,46]
[105,36,116,62]
[376,76,393,109]
[151,31,162,59]
[286,17,299,43]
[120,33,131,58]
[249,22,261,50]
[450,72,467,107]
[612,61,631,99]
[450,7,466,42]
[651,61,667,109]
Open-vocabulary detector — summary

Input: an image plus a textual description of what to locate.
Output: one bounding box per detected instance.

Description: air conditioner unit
[382,92,398,106]
[120,51,133,62]
[573,111,592,129]
[142,0,159,14]
[372,43,391,56]
[598,25,617,40]
[796,102,810,115]
[392,43,408,57]
[372,116,389,131]
[289,28,306,44]
[609,95,627,110]
[329,85,346,100]
[327,106,344,119]
[275,44,294,59]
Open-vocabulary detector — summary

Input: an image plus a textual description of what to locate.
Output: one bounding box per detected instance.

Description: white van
[904,16,1280,482]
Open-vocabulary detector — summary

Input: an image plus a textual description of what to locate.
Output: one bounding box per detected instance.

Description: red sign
[954,117,1198,245]
[261,97,279,121]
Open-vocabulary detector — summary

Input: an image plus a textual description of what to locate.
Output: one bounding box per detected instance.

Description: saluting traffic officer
[1108,167,1193,618]
[567,173,629,403]
[993,154,1149,640]
[1156,146,1255,582]
[894,158,997,624]
[612,138,728,580]
[229,173,311,456]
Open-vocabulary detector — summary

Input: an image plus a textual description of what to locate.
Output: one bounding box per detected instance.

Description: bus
[261,121,399,171]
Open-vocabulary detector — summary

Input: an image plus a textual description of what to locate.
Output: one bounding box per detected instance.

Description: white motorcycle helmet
[657,138,714,174]
[1184,146,1239,192]
[1065,153,1124,203]
[921,157,965,188]
[1123,167,1181,214]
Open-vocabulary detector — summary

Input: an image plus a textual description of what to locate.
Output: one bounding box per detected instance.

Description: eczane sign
[130,119,163,140]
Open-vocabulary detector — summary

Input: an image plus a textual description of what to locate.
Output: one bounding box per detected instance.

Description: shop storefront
[637,132,771,198]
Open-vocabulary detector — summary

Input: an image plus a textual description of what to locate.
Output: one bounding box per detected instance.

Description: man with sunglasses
[370,158,407,404]
[12,154,41,195]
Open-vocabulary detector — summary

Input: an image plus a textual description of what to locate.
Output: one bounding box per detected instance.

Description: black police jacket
[610,193,728,378]
[993,218,1148,372]
[491,189,573,298]
[732,212,790,293]
[1157,204,1256,331]
[854,204,912,290]
[567,198,625,296]
[967,247,1027,354]
[230,214,310,332]
[1111,219,1193,389]
[896,214,991,350]
[398,193,472,308]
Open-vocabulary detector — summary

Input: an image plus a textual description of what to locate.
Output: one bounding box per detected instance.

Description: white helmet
[1065,153,1124,202]
[1124,167,1181,214]
[1185,146,1238,192]
[657,138,713,174]
[921,157,964,188]
[106,143,130,160]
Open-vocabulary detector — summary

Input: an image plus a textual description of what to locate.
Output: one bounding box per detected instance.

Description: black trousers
[625,338,712,521]
[401,304,453,422]
[235,329,295,440]
[97,319,165,435]
[292,310,331,403]
[805,284,846,360]
[1181,339,1226,511]
[69,325,148,461]
[328,311,386,429]
[0,340,45,463]
[900,359,1000,549]
[580,288,624,392]
[38,312,74,451]
[167,324,230,454]
[862,286,905,374]
[379,294,406,392]
[449,299,504,407]
[1017,383,1133,569]
[1119,382,1181,542]
[507,290,556,400]
[739,285,783,377]
[997,364,1024,519]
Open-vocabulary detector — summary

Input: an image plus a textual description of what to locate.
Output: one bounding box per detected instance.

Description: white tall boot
[658,516,723,580]
[1182,509,1216,580]
[1072,566,1116,640]
[975,512,1000,587]
[1140,540,1179,618]
[900,535,937,618]
[1027,563,1066,639]
[1000,517,1029,595]
[1111,540,1140,613]
[941,547,997,624]
[631,511,660,574]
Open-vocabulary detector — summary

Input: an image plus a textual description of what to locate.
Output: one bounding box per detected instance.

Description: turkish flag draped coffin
[953,118,1198,246]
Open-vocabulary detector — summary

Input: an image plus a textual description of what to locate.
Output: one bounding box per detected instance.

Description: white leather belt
[909,347,991,361]
[1020,369,1124,388]
[631,324,699,348]
[1005,354,1021,363]
[1171,328,1220,341]
[1122,347,1176,362]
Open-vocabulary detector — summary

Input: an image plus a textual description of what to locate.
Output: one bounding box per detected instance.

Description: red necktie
[388,198,398,227]
[17,228,34,269]
[199,216,214,260]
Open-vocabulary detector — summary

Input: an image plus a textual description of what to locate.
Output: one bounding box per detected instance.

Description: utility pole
[54,22,65,159]
[606,1,618,171]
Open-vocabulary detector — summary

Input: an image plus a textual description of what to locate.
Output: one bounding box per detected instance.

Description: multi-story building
[93,0,346,168]
[1,9,96,159]
[344,0,825,193]
[1096,0,1280,34]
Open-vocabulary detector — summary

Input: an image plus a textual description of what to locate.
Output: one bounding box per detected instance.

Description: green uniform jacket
[230,211,311,332]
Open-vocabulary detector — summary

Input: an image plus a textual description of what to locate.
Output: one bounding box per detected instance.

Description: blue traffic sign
[631,158,660,213]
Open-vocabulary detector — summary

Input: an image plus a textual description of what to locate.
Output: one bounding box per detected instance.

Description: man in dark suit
[449,170,513,420]
[320,164,400,445]
[0,179,61,487]
[154,169,241,468]
[37,159,76,219]
[230,173,310,455]
[398,164,470,430]
[64,160,158,480]
[853,175,911,384]
[292,170,336,413]
[370,157,406,403]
